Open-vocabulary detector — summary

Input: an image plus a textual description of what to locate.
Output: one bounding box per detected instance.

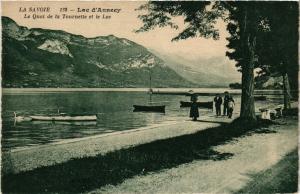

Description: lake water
[2,88,283,151]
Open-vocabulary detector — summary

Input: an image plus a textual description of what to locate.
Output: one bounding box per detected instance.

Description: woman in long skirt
[189,94,199,121]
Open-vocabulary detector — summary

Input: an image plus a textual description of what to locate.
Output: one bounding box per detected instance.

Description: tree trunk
[240,35,257,123]
[239,6,257,123]
[282,73,291,110]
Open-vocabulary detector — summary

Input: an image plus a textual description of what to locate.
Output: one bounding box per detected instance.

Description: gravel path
[91,118,298,194]
[3,116,230,175]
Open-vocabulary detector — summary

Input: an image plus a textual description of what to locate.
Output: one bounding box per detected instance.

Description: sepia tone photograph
[1,1,299,193]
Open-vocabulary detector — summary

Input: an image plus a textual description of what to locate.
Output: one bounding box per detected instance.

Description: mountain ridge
[2,16,198,88]
[150,49,241,87]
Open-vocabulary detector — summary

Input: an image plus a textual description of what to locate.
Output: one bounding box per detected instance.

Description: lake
[2,88,283,151]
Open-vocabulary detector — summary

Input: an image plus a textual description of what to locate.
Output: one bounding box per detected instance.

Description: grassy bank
[236,148,298,193]
[2,119,276,193]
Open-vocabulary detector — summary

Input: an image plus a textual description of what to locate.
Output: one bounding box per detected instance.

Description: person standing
[228,96,235,118]
[189,94,199,121]
[223,91,230,116]
[214,94,223,116]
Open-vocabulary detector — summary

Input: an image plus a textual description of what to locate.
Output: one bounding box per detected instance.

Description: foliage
[136,2,220,41]
[255,2,298,91]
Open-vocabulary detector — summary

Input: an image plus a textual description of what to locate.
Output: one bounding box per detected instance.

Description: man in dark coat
[214,94,223,116]
[223,91,230,116]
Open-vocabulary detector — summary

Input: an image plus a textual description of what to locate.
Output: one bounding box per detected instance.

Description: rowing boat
[133,105,165,113]
[180,101,213,109]
[31,120,97,126]
[254,95,267,101]
[30,114,97,121]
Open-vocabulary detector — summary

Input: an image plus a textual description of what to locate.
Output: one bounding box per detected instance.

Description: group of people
[213,91,235,118]
[189,91,235,121]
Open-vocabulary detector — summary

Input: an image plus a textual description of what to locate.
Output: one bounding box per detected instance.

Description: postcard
[1,1,298,193]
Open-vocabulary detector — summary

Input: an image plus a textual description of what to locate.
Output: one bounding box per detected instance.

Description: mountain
[2,16,198,88]
[151,50,241,87]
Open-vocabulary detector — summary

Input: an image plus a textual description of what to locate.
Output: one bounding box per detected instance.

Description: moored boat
[132,59,166,113]
[133,105,165,113]
[254,95,267,101]
[31,120,97,126]
[180,101,213,109]
[30,114,97,121]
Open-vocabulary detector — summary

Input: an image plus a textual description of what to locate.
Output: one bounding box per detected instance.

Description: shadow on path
[2,119,274,193]
[235,148,298,194]
[195,119,229,125]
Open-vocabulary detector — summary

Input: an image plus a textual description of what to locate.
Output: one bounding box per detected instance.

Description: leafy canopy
[136,2,221,41]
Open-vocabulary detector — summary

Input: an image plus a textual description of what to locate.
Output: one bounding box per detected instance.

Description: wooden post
[283,73,291,110]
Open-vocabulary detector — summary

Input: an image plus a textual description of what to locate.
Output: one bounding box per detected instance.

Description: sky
[2,1,240,79]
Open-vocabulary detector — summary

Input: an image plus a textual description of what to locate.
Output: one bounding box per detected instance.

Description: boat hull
[180,101,213,109]
[254,96,267,101]
[32,121,97,126]
[133,105,165,113]
[30,115,97,121]
[15,116,33,122]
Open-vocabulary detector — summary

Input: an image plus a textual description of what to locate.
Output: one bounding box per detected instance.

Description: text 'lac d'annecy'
[61,7,122,19]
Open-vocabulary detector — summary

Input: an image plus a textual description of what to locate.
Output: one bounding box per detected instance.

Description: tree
[254,2,298,110]
[136,1,278,123]
[224,3,258,122]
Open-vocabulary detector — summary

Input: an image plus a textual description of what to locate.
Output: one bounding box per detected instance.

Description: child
[228,97,235,119]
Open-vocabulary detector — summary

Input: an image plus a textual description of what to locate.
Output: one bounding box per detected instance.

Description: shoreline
[3,101,295,174]
[7,119,183,153]
[3,116,225,175]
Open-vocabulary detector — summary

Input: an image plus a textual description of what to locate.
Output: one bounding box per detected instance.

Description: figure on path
[223,91,230,116]
[189,94,199,121]
[214,94,223,116]
[228,96,235,119]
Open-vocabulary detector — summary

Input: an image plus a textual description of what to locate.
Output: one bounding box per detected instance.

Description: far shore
[2,87,284,94]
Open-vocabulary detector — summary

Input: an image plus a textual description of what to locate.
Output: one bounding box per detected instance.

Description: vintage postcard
[1,1,298,193]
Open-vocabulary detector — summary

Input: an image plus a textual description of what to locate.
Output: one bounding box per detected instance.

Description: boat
[254,95,267,101]
[133,58,166,113]
[29,114,97,121]
[133,105,165,113]
[180,101,214,109]
[31,120,97,126]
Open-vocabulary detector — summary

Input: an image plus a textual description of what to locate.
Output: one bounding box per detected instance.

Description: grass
[2,119,275,193]
[236,148,298,193]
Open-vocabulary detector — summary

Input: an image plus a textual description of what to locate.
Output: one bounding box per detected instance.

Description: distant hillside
[151,50,241,87]
[2,16,197,88]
